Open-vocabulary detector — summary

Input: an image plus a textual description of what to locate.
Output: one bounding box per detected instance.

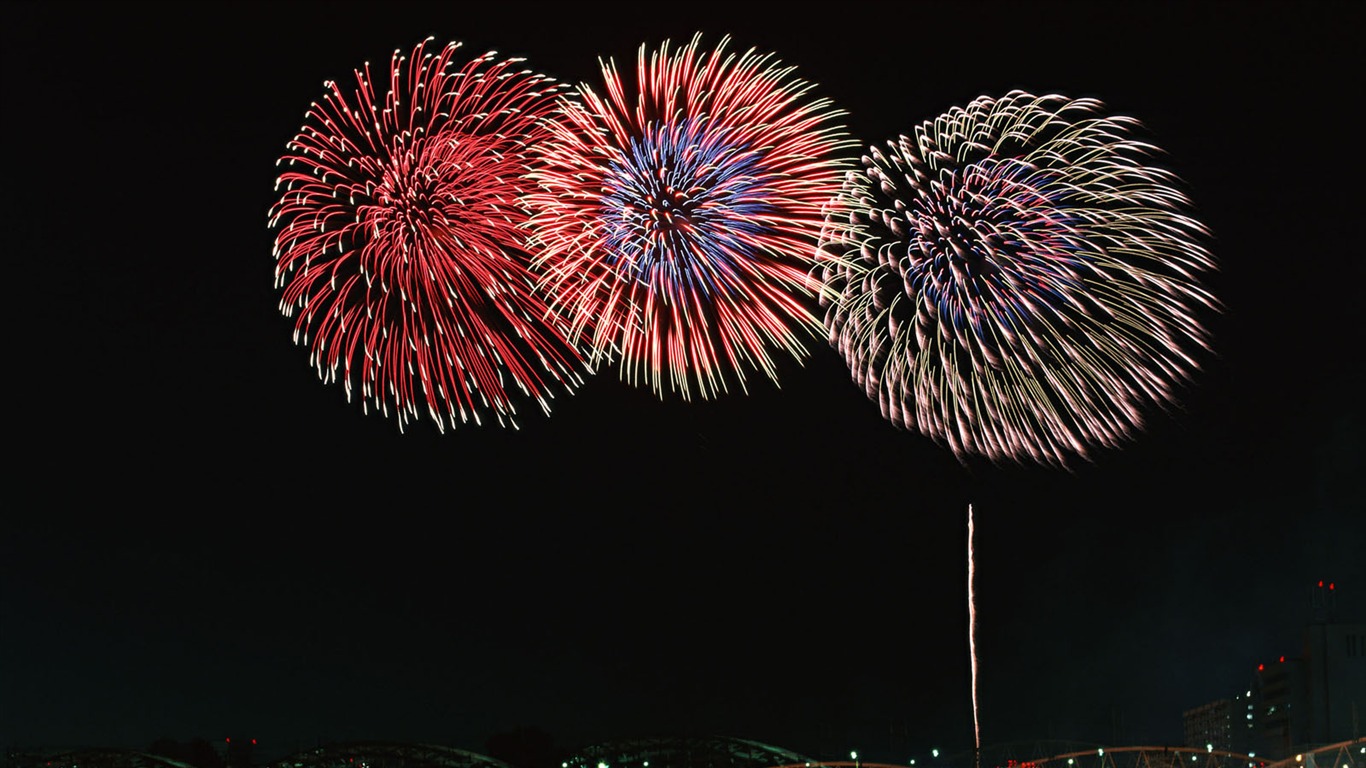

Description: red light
[226,738,231,744]
[1279,655,1285,662]
[1258,663,1264,671]
[252,739,257,745]
[1319,580,1324,587]
[1329,582,1335,590]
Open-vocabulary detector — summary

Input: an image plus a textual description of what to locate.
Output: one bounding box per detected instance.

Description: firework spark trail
[817,91,1219,466]
[969,503,980,768]
[522,33,855,400]
[269,38,588,432]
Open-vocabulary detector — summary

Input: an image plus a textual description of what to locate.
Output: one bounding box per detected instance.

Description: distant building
[1183,693,1256,754]
[1252,580,1366,759]
[1301,619,1365,744]
[220,737,256,768]
[1254,653,1307,758]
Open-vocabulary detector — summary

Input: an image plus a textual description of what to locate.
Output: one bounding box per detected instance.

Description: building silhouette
[1183,580,1365,760]
[1182,694,1256,754]
[1262,580,1364,755]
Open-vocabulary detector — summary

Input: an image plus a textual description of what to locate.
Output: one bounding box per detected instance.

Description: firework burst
[522,33,854,400]
[269,38,587,432]
[818,91,1218,466]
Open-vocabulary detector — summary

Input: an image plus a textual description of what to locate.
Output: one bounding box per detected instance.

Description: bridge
[7,737,1363,768]
[783,742,1366,768]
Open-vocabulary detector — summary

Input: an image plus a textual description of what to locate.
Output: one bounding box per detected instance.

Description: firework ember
[818,91,1218,466]
[270,38,587,432]
[523,33,854,400]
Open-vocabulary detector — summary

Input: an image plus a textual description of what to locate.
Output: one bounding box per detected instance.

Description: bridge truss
[5,749,199,768]
[564,736,817,768]
[266,743,514,768]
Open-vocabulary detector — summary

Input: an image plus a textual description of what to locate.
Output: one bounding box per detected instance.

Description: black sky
[3,0,1363,765]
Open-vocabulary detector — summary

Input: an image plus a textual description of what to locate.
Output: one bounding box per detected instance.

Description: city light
[933,750,940,758]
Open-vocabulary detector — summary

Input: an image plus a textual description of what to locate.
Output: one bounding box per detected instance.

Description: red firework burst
[522,34,854,400]
[269,38,587,432]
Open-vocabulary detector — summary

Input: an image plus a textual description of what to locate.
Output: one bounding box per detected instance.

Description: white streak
[969,503,981,768]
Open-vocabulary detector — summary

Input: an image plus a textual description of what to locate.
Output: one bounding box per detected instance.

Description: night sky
[3,1,1362,765]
